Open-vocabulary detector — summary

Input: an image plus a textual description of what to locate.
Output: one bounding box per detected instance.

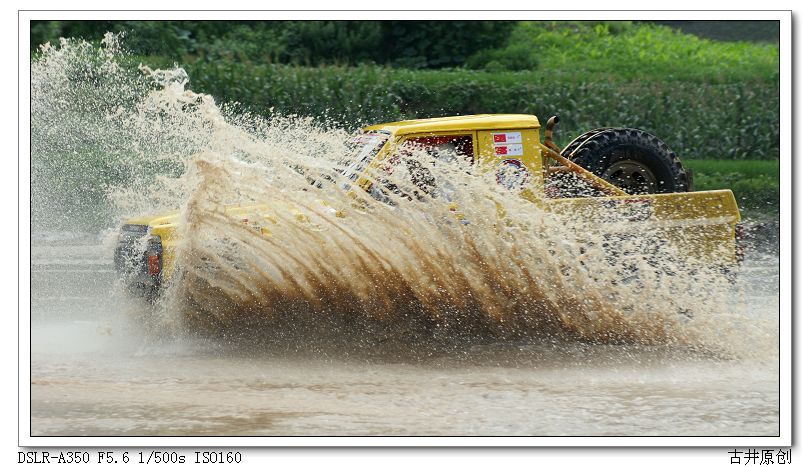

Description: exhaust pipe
[544,115,561,153]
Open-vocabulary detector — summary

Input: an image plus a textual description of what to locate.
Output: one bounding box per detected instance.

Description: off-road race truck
[114,114,742,294]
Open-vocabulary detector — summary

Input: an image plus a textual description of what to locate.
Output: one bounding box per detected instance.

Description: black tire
[561,128,689,194]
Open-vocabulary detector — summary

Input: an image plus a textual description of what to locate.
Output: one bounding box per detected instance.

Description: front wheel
[562,128,689,194]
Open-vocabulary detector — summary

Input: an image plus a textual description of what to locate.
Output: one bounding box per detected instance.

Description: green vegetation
[31,20,777,83]
[31,20,514,69]
[469,21,778,83]
[168,61,776,161]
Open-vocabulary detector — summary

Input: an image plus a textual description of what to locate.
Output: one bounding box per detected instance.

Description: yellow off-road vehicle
[114,114,742,295]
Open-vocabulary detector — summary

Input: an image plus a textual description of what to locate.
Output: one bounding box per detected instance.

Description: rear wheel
[562,128,689,194]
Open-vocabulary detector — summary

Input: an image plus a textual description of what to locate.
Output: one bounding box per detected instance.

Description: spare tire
[561,128,689,194]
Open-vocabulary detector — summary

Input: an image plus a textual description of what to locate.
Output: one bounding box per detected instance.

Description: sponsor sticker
[494,144,524,156]
[492,132,523,156]
[493,132,522,144]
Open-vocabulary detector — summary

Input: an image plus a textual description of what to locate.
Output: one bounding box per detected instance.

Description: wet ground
[29,234,779,436]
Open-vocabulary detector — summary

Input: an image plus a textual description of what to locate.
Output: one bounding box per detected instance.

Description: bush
[179,61,779,160]
[31,20,516,69]
[469,21,778,84]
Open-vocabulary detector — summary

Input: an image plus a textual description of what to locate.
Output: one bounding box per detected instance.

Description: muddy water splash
[167,152,743,352]
[32,37,769,356]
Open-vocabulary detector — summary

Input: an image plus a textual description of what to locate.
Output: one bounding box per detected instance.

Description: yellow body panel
[148,221,179,281]
[363,114,540,136]
[120,114,742,286]
[474,127,546,192]
[544,190,740,263]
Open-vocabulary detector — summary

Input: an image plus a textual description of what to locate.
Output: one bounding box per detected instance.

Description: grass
[471,21,779,84]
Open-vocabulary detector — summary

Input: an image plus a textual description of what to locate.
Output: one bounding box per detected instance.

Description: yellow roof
[362,114,541,136]
[124,211,180,228]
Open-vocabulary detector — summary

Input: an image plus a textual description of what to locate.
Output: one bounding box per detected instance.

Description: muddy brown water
[29,235,779,437]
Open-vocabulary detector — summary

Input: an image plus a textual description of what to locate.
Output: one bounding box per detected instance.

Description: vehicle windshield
[339,131,390,183]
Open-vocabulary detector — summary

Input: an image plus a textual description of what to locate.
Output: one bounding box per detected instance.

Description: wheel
[561,128,689,194]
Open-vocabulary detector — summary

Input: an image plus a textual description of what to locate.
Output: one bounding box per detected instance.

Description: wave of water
[31,35,773,356]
